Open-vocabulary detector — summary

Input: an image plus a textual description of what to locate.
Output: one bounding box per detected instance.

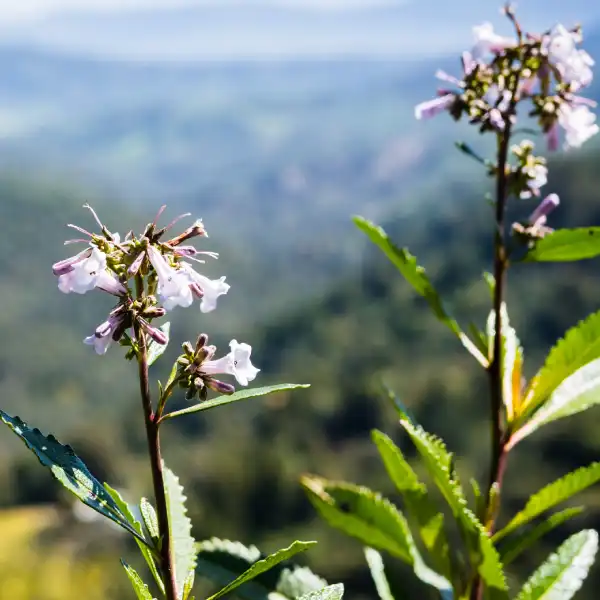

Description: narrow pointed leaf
[301,476,453,597]
[297,584,344,600]
[523,228,600,262]
[161,384,309,421]
[0,409,146,544]
[207,541,316,600]
[121,561,157,600]
[353,216,487,367]
[164,464,197,600]
[372,430,451,578]
[517,310,600,426]
[147,322,170,366]
[196,538,326,600]
[364,548,394,600]
[515,530,598,600]
[499,508,584,566]
[396,412,507,597]
[105,485,164,595]
[141,497,160,544]
[494,462,600,543]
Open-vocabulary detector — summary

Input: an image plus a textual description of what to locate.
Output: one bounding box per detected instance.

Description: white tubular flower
[83,313,125,355]
[202,340,260,386]
[520,163,548,199]
[181,262,230,313]
[147,245,193,311]
[543,24,594,89]
[558,104,599,149]
[414,94,455,120]
[57,247,123,295]
[472,22,515,59]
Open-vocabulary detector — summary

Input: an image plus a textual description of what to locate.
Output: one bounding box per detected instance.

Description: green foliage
[395,412,507,597]
[147,322,171,367]
[494,463,600,543]
[513,310,600,440]
[515,530,598,600]
[141,497,160,545]
[203,540,317,600]
[296,584,344,600]
[523,228,600,262]
[0,409,147,545]
[364,548,394,600]
[105,486,165,594]
[163,464,197,600]
[353,216,487,366]
[301,476,453,597]
[499,508,584,566]
[195,538,326,600]
[371,430,450,577]
[161,384,310,421]
[121,561,156,600]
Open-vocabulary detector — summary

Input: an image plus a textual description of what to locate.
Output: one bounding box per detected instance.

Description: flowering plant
[302,6,600,600]
[0,206,343,600]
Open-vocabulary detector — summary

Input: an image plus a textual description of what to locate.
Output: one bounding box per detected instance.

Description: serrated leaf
[301,476,453,597]
[514,310,600,436]
[0,409,146,544]
[396,412,507,598]
[499,508,584,566]
[105,486,165,595]
[523,228,600,262]
[164,464,196,600]
[121,561,157,600]
[353,216,487,367]
[364,548,394,600]
[515,530,598,600]
[493,463,600,543]
[141,497,160,543]
[207,541,316,600]
[513,358,600,444]
[148,322,170,366]
[486,303,523,422]
[296,584,344,600]
[196,538,325,600]
[371,430,451,578]
[161,384,310,421]
[183,569,195,600]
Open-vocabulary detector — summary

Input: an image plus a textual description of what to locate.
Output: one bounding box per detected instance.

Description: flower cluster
[415,9,598,151]
[53,205,258,392]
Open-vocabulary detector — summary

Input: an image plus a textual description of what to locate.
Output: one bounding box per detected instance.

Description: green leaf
[206,541,316,600]
[141,496,160,544]
[499,508,584,566]
[514,310,600,435]
[161,384,310,421]
[493,462,600,543]
[486,303,523,423]
[105,486,165,595]
[364,548,394,600]
[523,228,600,262]
[0,409,147,545]
[121,561,157,600]
[371,430,451,578]
[301,476,453,597]
[148,322,170,366]
[195,538,326,600]
[163,464,197,600]
[395,412,507,598]
[515,530,598,600]
[353,216,487,367]
[297,584,344,600]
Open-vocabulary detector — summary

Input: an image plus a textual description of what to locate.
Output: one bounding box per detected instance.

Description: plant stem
[135,320,178,600]
[470,128,512,600]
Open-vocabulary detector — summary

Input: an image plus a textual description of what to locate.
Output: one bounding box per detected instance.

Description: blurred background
[1,0,600,598]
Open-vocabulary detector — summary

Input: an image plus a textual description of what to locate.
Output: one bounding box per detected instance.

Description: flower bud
[128,251,146,277]
[206,378,236,395]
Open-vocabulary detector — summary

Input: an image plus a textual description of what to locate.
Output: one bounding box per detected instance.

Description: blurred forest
[1,40,600,600]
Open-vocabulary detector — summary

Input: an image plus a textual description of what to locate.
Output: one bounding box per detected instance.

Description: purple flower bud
[128,251,146,277]
[207,378,236,395]
[189,282,204,298]
[195,333,209,352]
[173,245,198,257]
[139,318,168,345]
[415,94,455,120]
[52,248,92,276]
[529,194,560,227]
